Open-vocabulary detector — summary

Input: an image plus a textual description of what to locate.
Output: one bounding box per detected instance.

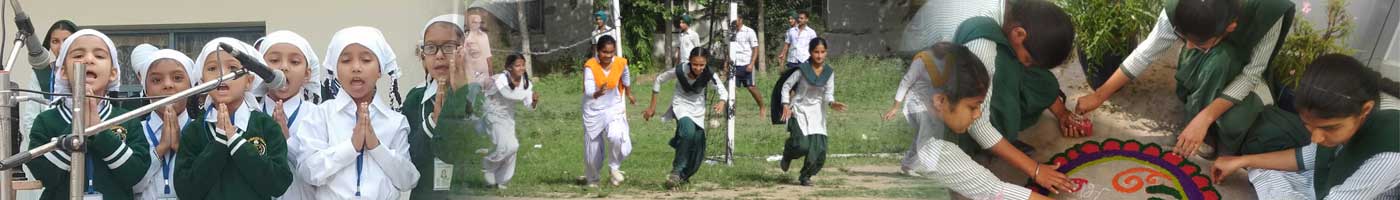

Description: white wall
[1,1,466,198]
[4,0,469,101]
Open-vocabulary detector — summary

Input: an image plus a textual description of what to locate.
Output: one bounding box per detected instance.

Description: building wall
[4,0,466,99]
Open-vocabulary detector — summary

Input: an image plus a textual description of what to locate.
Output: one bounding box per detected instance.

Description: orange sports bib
[586,56,629,92]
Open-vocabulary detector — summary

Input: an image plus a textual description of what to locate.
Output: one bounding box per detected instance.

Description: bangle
[1033,164,1042,180]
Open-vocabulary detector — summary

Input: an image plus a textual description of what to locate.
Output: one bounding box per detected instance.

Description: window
[92,25,265,94]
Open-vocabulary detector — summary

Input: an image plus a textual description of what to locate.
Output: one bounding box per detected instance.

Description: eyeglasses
[420,43,460,55]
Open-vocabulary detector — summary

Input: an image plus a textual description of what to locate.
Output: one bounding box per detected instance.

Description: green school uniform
[1176,42,1309,155]
[403,83,484,199]
[1310,109,1400,199]
[35,68,54,99]
[27,103,151,200]
[1166,0,1294,66]
[1165,0,1295,95]
[173,106,292,199]
[780,62,835,183]
[950,16,1061,152]
[663,65,721,181]
[671,118,707,181]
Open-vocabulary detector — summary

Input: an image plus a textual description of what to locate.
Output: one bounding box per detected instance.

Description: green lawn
[449,56,944,198]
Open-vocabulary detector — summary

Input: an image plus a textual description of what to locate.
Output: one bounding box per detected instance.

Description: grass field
[447,56,948,199]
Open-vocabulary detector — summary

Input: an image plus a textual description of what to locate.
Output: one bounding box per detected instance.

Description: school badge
[248,137,268,156]
[110,126,128,141]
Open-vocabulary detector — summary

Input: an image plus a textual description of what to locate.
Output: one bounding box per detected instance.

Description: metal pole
[0,71,13,200]
[612,0,623,56]
[68,63,86,200]
[2,40,23,72]
[516,0,533,77]
[725,2,738,166]
[2,71,247,172]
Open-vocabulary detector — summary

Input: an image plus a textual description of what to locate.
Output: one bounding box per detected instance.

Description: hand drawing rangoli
[1031,139,1221,200]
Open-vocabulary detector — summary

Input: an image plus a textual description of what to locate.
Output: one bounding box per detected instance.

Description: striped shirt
[964,38,1012,149]
[899,0,1004,52]
[1122,10,1284,102]
[1249,96,1400,199]
[912,138,1033,200]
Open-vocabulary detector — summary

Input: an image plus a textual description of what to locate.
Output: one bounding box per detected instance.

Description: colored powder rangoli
[1031,139,1221,200]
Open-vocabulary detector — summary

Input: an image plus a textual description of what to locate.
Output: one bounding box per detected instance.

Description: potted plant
[1271,0,1354,112]
[1057,0,1161,89]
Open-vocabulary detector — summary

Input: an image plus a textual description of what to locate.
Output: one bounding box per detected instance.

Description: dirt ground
[977,48,1259,200]
[479,47,1260,200]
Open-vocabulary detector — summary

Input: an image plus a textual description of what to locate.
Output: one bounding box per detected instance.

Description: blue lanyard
[85,155,94,194]
[355,154,363,196]
[355,107,365,197]
[144,119,180,195]
[264,102,303,129]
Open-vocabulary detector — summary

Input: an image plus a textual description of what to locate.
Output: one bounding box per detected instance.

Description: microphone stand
[0,62,249,199]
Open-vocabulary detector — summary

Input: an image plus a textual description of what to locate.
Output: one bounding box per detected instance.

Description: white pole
[725,2,738,166]
[517,0,533,77]
[611,0,623,57]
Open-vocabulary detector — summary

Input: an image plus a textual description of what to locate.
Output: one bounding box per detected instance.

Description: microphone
[217,43,287,90]
[11,0,52,67]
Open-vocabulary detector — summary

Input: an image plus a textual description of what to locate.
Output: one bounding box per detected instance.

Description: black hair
[806,37,828,63]
[504,54,530,89]
[596,35,617,52]
[43,20,79,50]
[426,21,465,41]
[797,10,809,18]
[688,47,709,60]
[1007,0,1075,69]
[1171,0,1240,42]
[934,42,991,102]
[1295,54,1400,118]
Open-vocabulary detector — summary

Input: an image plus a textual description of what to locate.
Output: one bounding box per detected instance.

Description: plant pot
[1078,48,1127,90]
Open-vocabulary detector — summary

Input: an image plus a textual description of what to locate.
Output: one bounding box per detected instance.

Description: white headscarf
[194,37,264,108]
[414,14,467,105]
[421,14,464,41]
[324,26,400,80]
[53,29,122,94]
[258,30,322,99]
[323,26,403,108]
[129,43,159,70]
[133,49,198,88]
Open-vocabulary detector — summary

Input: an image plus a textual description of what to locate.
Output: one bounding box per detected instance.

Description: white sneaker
[610,170,626,186]
[484,171,497,186]
[496,184,508,190]
[900,168,922,177]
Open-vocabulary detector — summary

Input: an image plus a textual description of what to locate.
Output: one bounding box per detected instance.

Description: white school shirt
[895,56,942,116]
[652,64,729,126]
[593,26,618,44]
[780,67,836,135]
[784,26,818,63]
[1265,143,1400,199]
[730,26,759,66]
[485,73,535,124]
[135,111,190,200]
[676,29,701,59]
[901,0,1002,51]
[1121,10,1282,102]
[581,58,632,139]
[260,93,324,200]
[299,93,419,200]
[1254,97,1400,199]
[961,35,1012,149]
